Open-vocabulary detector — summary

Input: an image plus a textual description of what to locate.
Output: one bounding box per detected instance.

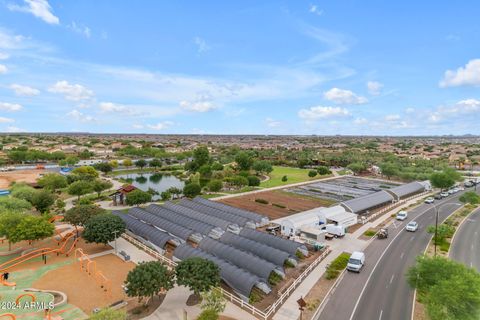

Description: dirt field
[33,253,136,316]
[0,169,43,189]
[219,190,336,220]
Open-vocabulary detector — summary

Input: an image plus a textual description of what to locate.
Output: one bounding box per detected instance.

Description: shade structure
[239,228,306,256]
[193,196,269,225]
[162,202,234,230]
[173,244,263,299]
[178,199,251,227]
[112,211,173,249]
[219,232,290,267]
[198,237,279,281]
[341,190,394,214]
[128,207,194,241]
[144,204,215,236]
[386,181,425,200]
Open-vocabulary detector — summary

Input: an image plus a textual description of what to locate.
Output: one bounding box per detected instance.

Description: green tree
[72,166,99,181]
[347,162,366,175]
[200,288,226,314]
[88,308,127,320]
[135,159,148,171]
[13,215,55,244]
[207,180,223,192]
[160,191,171,201]
[192,146,210,170]
[252,160,273,175]
[183,183,202,198]
[65,204,106,232]
[92,179,113,198]
[83,213,126,245]
[211,162,224,171]
[94,162,113,174]
[67,180,93,200]
[0,211,24,250]
[379,162,398,179]
[167,187,183,199]
[427,224,454,245]
[149,158,162,171]
[247,175,261,186]
[197,309,219,320]
[308,170,317,178]
[430,171,455,190]
[125,261,174,304]
[65,156,79,166]
[108,160,119,169]
[125,189,152,206]
[10,184,37,203]
[198,165,212,178]
[123,158,133,168]
[37,173,68,192]
[175,257,221,296]
[235,152,253,171]
[31,190,56,214]
[0,197,32,213]
[281,175,288,182]
[317,166,331,175]
[460,191,480,205]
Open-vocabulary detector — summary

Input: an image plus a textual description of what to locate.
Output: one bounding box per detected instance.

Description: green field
[260,166,331,188]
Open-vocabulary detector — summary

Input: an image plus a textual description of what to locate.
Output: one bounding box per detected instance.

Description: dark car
[434,193,443,200]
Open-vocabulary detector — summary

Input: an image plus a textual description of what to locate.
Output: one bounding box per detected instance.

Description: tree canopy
[65,204,106,228]
[183,183,202,198]
[125,261,174,303]
[31,190,56,214]
[83,213,125,245]
[125,189,152,206]
[175,257,221,296]
[37,173,68,191]
[67,180,93,200]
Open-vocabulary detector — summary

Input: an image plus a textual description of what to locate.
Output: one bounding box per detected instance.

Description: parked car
[396,211,408,221]
[448,189,455,195]
[424,197,434,204]
[452,187,460,193]
[347,251,365,273]
[405,221,418,232]
[440,191,449,198]
[434,193,443,200]
[464,181,474,188]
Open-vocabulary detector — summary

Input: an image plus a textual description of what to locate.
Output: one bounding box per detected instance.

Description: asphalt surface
[450,205,480,271]
[315,191,466,320]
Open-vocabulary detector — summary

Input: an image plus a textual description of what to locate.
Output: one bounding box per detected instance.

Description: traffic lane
[450,207,480,270]
[315,196,451,320]
[351,199,463,320]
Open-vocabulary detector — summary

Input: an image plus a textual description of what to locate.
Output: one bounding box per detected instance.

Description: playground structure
[74,248,112,297]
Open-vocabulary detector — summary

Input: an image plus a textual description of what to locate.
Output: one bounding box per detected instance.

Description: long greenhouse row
[114,198,308,299]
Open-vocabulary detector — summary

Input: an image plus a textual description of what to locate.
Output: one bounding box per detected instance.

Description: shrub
[183,183,202,198]
[363,230,376,237]
[268,272,283,286]
[255,198,269,204]
[248,290,263,304]
[281,175,288,182]
[317,166,332,175]
[247,176,261,186]
[284,260,295,268]
[207,180,223,192]
[308,170,318,178]
[325,253,351,280]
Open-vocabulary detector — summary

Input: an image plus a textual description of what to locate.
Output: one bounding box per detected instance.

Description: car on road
[424,197,434,204]
[464,181,474,188]
[347,251,365,273]
[396,211,408,221]
[405,221,418,232]
[440,191,449,198]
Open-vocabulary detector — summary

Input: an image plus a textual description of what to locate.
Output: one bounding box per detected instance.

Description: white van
[324,224,346,238]
[347,251,365,273]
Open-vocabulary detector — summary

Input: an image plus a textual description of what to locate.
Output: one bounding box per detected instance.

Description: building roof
[239,228,306,256]
[387,181,425,199]
[341,190,394,214]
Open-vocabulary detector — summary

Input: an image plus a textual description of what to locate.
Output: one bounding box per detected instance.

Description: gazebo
[110,185,137,206]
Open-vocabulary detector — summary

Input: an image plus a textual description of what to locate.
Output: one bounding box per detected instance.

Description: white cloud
[385,114,401,121]
[132,124,144,129]
[180,94,217,112]
[5,126,23,132]
[405,107,415,114]
[147,121,174,130]
[309,5,323,16]
[10,84,40,96]
[0,117,14,123]
[66,109,97,123]
[298,106,350,120]
[8,0,59,25]
[367,81,383,96]
[0,102,22,111]
[323,88,368,104]
[68,22,91,38]
[353,117,367,125]
[0,53,9,60]
[440,59,480,87]
[194,37,210,53]
[99,102,125,113]
[0,64,7,74]
[265,117,281,127]
[49,81,94,102]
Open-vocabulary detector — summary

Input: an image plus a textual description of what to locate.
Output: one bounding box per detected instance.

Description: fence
[121,233,331,320]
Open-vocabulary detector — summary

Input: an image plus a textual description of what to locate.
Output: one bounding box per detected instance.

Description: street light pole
[112,230,118,255]
[431,202,462,257]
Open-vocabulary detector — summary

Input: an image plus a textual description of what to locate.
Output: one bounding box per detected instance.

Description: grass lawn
[260,166,330,188]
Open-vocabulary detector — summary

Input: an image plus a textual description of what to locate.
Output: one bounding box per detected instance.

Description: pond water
[116,172,185,200]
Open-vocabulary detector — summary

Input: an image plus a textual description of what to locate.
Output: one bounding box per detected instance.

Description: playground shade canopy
[198,237,279,281]
[128,207,194,241]
[192,196,269,225]
[239,228,306,256]
[178,199,251,227]
[144,204,215,236]
[113,211,173,249]
[173,244,261,299]
[219,231,290,267]
[162,202,234,230]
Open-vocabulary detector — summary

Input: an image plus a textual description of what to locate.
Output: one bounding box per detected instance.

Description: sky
[0,1,479,135]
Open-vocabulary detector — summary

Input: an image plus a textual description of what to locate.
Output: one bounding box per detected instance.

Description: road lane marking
[390,274,395,284]
[379,309,383,320]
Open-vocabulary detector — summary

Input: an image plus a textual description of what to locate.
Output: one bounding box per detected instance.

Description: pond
[116,172,185,200]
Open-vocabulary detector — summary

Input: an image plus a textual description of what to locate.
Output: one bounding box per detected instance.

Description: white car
[452,187,460,193]
[405,221,418,232]
[440,191,449,198]
[424,197,434,204]
[396,211,408,221]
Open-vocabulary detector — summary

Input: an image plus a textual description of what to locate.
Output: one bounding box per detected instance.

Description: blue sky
[0,1,479,135]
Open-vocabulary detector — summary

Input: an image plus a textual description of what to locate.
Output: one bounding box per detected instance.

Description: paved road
[315,192,465,320]
[450,206,480,271]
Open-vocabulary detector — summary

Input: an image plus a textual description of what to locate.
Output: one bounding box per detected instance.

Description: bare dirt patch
[219,190,335,220]
[33,253,136,316]
[0,169,44,189]
[301,274,336,320]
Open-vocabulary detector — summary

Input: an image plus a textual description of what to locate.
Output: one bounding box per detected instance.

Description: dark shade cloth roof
[112,211,173,249]
[239,228,304,256]
[178,199,250,226]
[387,181,425,199]
[220,231,290,267]
[144,204,214,236]
[162,202,234,230]
[341,190,394,214]
[198,237,278,281]
[193,196,268,224]
[128,207,194,241]
[173,244,261,298]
